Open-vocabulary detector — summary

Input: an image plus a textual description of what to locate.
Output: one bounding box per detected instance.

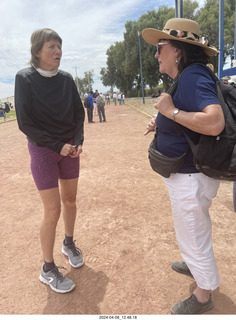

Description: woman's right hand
[60,143,76,156]
[144,117,156,136]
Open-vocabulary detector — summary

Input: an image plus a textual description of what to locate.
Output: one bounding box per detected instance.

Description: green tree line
[75,70,95,96]
[100,0,235,97]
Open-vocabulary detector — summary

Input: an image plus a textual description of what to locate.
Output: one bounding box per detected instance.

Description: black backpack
[170,63,236,181]
[83,97,90,108]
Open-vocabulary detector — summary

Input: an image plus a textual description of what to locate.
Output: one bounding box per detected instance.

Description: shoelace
[67,240,82,257]
[51,265,67,282]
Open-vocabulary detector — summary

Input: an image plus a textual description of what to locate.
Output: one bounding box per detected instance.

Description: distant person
[96,93,106,122]
[4,102,10,113]
[87,91,95,123]
[122,93,125,104]
[221,76,230,84]
[93,89,99,115]
[118,93,122,105]
[106,94,110,105]
[113,92,117,105]
[0,106,6,121]
[15,28,85,294]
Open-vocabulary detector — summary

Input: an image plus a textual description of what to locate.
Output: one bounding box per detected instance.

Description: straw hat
[221,76,231,81]
[142,18,218,56]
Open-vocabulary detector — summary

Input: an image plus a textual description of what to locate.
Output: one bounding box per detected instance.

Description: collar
[35,67,58,77]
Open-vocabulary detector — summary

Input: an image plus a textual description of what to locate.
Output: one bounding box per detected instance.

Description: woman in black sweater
[15,28,85,293]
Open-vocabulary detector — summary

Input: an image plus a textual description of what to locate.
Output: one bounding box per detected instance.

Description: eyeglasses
[156,42,169,54]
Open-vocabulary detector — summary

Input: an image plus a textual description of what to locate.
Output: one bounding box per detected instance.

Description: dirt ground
[0,100,236,316]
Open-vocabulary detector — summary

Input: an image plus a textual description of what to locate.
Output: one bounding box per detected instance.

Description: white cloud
[0,0,176,98]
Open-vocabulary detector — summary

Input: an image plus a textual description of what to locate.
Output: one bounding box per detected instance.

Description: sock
[43,260,56,272]
[64,234,73,246]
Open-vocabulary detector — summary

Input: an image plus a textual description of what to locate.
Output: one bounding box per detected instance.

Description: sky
[0,0,205,99]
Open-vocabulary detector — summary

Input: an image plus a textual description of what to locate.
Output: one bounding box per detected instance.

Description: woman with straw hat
[143,18,225,314]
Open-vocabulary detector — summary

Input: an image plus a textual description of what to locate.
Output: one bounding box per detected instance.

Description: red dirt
[0,101,236,315]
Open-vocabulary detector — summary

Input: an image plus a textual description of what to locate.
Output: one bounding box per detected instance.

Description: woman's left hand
[69,144,83,158]
[154,93,175,118]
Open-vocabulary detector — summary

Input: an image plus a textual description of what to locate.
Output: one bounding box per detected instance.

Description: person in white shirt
[106,94,110,105]
[122,93,125,104]
[113,92,117,105]
[118,93,122,105]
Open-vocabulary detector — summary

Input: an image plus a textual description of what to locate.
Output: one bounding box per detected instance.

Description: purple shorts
[28,142,80,191]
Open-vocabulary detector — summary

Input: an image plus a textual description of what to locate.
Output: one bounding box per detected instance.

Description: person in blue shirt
[143,18,225,314]
[87,91,95,123]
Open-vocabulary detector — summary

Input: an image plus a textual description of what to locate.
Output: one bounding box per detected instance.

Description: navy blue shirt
[155,64,220,173]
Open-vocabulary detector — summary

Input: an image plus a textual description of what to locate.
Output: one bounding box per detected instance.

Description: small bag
[148,128,188,178]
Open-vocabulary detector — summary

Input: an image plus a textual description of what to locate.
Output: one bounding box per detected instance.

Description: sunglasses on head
[156,42,169,54]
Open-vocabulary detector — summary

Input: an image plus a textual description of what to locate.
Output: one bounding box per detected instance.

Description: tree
[75,70,94,96]
[183,0,199,19]
[196,0,235,62]
[101,6,177,95]
[100,0,235,96]
[100,42,134,94]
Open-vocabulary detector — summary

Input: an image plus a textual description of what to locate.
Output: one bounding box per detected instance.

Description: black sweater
[15,67,85,154]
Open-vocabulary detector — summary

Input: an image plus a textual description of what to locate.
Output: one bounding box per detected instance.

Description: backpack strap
[169,63,218,138]
[167,73,180,96]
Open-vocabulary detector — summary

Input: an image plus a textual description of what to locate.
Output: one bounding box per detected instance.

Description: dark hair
[29,28,62,68]
[169,40,210,73]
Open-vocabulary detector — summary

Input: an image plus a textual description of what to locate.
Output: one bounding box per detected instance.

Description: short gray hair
[29,28,62,68]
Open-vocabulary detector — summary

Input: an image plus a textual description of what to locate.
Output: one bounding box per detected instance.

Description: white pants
[162,173,220,290]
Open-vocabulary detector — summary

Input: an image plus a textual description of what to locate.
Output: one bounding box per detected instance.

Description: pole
[138,31,145,104]
[234,2,236,59]
[175,0,178,17]
[74,66,79,91]
[175,0,183,18]
[218,0,224,80]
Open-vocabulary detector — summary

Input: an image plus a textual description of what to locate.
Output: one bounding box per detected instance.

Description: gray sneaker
[62,240,84,268]
[171,262,193,278]
[171,294,213,314]
[39,265,75,293]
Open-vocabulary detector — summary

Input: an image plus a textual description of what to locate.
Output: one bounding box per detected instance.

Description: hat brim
[142,28,218,57]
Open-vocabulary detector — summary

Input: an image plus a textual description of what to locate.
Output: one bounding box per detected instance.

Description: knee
[62,197,76,209]
[44,205,61,225]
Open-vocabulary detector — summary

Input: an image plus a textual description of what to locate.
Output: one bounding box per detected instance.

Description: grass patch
[6,110,16,119]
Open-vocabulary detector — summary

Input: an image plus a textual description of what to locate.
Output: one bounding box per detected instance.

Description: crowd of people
[82,90,125,123]
[112,92,125,105]
[0,101,13,121]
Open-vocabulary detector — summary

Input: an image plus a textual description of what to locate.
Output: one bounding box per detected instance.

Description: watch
[172,109,180,121]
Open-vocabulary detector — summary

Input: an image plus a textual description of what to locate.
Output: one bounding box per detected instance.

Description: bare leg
[60,178,78,237]
[39,187,61,262]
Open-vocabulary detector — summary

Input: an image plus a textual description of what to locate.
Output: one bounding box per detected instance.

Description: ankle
[64,234,73,245]
[193,288,211,303]
[43,260,56,272]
